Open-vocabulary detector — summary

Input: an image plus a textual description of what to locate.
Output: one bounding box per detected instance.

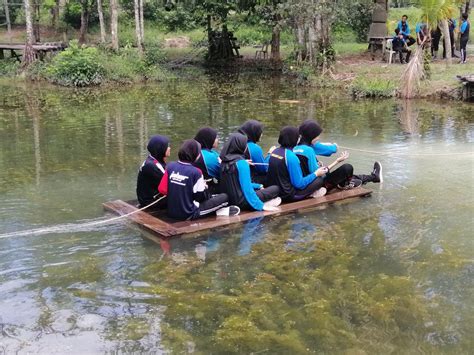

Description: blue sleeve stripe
[236,160,264,211]
[286,150,316,190]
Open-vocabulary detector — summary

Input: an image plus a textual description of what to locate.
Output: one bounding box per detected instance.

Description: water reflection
[0,78,473,353]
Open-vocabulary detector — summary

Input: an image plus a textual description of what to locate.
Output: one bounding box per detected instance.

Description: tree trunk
[110,0,119,50]
[134,0,143,53]
[51,0,60,29]
[139,0,144,46]
[296,17,306,63]
[271,23,280,61]
[33,0,40,42]
[22,0,36,66]
[307,15,318,65]
[3,0,12,42]
[440,19,451,64]
[79,0,89,44]
[97,0,106,43]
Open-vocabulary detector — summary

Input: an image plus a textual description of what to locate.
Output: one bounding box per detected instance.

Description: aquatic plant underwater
[135,214,472,354]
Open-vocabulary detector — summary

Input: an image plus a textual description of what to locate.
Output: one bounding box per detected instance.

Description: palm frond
[399,46,425,99]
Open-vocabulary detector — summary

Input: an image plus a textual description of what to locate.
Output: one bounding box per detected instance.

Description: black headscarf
[194,127,217,150]
[238,120,263,143]
[178,139,201,163]
[299,119,323,146]
[147,135,169,164]
[220,133,248,164]
[278,126,300,149]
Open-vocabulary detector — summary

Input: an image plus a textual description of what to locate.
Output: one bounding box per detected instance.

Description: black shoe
[372,161,383,183]
[337,178,362,190]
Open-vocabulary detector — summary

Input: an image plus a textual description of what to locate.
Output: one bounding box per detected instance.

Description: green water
[0,75,473,353]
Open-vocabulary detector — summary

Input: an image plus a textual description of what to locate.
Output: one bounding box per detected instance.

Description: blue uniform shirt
[397,20,411,36]
[286,149,316,190]
[201,149,220,179]
[247,142,269,173]
[236,159,264,211]
[293,144,319,174]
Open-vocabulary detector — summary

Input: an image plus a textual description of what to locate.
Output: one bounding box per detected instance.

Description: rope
[338,145,473,157]
[0,196,165,239]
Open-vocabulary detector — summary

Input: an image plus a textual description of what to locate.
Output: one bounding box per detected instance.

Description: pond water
[0,75,473,353]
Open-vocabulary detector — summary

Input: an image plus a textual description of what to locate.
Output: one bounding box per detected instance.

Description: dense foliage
[47,40,105,86]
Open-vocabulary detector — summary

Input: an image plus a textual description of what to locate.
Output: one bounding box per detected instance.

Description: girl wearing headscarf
[220,133,281,211]
[159,139,238,220]
[238,120,273,182]
[193,127,221,193]
[136,135,170,208]
[294,119,382,190]
[266,126,327,202]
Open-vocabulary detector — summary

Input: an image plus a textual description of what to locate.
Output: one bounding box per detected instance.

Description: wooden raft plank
[103,200,178,237]
[170,187,371,236]
[104,187,371,239]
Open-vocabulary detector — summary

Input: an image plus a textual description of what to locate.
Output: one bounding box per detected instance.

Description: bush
[334,0,374,42]
[47,40,104,86]
[0,59,19,77]
[350,78,396,98]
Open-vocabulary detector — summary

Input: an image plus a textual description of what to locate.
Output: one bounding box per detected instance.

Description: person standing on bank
[266,126,328,202]
[158,139,239,220]
[220,133,281,212]
[460,13,470,64]
[136,135,170,208]
[396,15,416,47]
[193,127,221,194]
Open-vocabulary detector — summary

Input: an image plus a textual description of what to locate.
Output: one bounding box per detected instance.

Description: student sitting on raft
[295,119,383,190]
[220,133,282,212]
[238,120,274,183]
[158,139,240,220]
[266,126,328,202]
[136,135,170,208]
[193,127,221,193]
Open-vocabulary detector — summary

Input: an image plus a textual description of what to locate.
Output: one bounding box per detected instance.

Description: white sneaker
[264,197,282,208]
[216,205,240,216]
[311,187,327,198]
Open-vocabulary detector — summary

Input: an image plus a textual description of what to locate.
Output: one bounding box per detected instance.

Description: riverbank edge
[1,51,471,101]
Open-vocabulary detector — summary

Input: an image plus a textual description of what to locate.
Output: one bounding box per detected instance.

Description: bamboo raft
[103,187,371,242]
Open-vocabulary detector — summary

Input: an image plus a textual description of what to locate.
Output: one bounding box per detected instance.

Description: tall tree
[79,0,90,44]
[97,0,106,43]
[134,0,143,53]
[110,0,119,50]
[139,0,144,44]
[22,0,36,66]
[3,0,12,42]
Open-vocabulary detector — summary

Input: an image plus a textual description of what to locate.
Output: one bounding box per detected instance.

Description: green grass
[334,42,367,56]
[350,77,397,98]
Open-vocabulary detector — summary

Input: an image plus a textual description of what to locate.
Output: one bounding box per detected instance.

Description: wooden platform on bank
[0,42,67,61]
[103,187,372,240]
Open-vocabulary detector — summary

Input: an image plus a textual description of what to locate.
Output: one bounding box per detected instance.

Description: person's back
[160,161,204,220]
[136,155,166,206]
[136,135,170,208]
[159,139,233,220]
[266,146,295,200]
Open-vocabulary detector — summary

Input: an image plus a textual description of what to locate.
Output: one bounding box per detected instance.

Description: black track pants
[197,193,229,218]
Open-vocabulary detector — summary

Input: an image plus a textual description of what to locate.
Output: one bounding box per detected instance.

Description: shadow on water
[0,76,473,353]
